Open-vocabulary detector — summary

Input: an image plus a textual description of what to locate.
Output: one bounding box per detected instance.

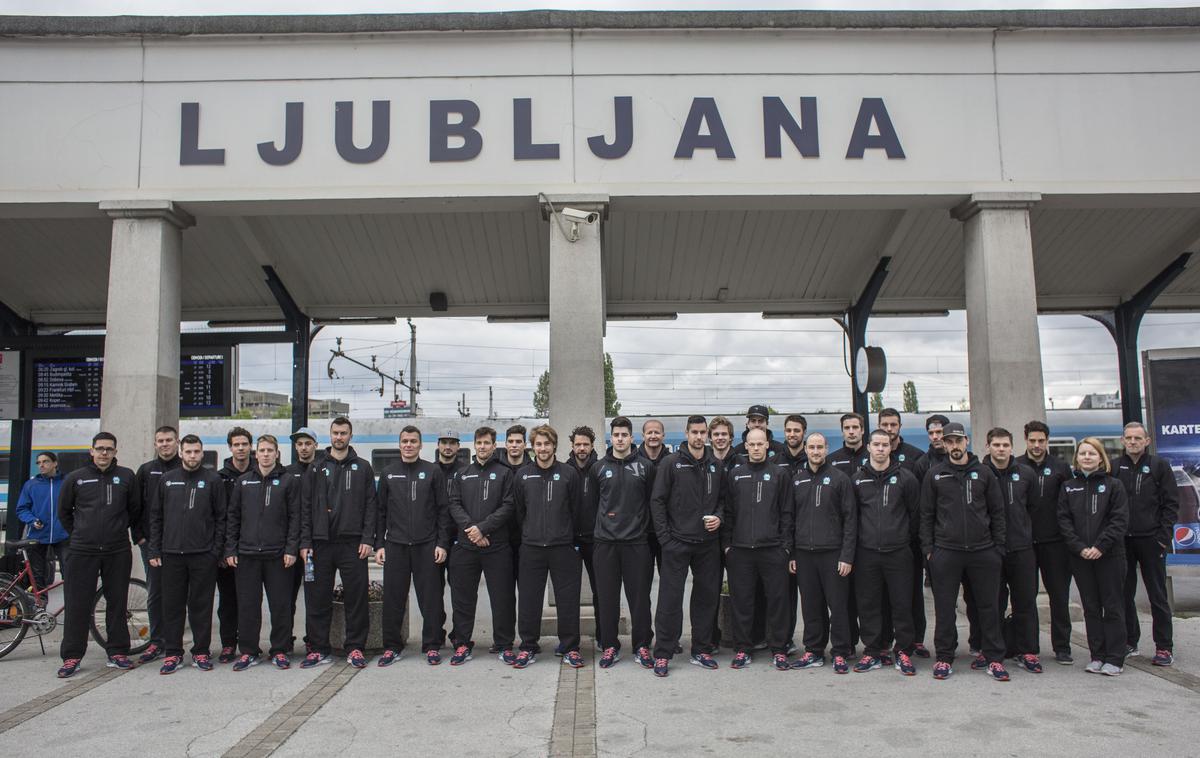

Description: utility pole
[488,385,497,420]
[457,393,471,417]
[408,318,419,415]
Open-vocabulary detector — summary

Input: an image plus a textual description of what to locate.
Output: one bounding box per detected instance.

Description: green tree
[533,370,550,416]
[271,403,293,420]
[532,352,621,417]
[902,381,919,413]
[870,392,884,414]
[232,407,254,420]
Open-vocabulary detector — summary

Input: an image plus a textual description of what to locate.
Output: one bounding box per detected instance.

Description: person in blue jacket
[16,452,69,595]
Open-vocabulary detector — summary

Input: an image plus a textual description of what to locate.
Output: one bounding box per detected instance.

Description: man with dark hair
[878,408,925,472]
[226,435,301,671]
[133,424,181,664]
[591,417,655,671]
[300,417,378,669]
[567,425,601,642]
[1017,420,1075,664]
[731,405,785,461]
[55,432,140,678]
[430,428,462,648]
[376,426,451,666]
[789,432,856,674]
[448,426,518,663]
[781,415,808,471]
[850,429,920,676]
[286,426,319,654]
[503,424,531,583]
[912,414,950,484]
[651,415,723,675]
[921,422,1008,682]
[1116,421,1179,666]
[513,425,584,669]
[828,413,868,473]
[149,434,226,674]
[15,451,67,598]
[907,413,949,659]
[721,429,793,671]
[216,426,253,663]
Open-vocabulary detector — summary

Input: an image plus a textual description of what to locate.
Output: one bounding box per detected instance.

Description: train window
[56,451,91,474]
[202,451,218,470]
[1096,437,1124,463]
[372,449,402,472]
[0,453,8,481]
[1048,438,1076,462]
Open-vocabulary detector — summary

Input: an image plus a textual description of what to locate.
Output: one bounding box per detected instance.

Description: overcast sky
[11,0,1198,419]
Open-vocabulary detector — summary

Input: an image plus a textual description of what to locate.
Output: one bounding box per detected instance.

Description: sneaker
[57,659,81,678]
[635,646,654,669]
[232,654,259,671]
[653,658,669,677]
[1016,654,1043,674]
[932,661,953,680]
[1054,651,1074,665]
[786,642,799,655]
[300,652,332,669]
[832,656,849,675]
[1101,663,1123,677]
[106,654,134,670]
[218,646,237,664]
[137,643,163,665]
[377,650,401,667]
[895,652,916,676]
[513,651,535,669]
[674,643,683,655]
[426,650,442,666]
[1124,645,1139,658]
[272,653,291,670]
[450,646,473,666]
[690,653,718,670]
[790,652,824,669]
[347,650,367,669]
[159,655,182,675]
[563,651,585,669]
[554,642,566,657]
[773,653,790,671]
[499,649,518,666]
[970,653,988,670]
[912,643,931,659]
[598,647,620,669]
[730,652,752,670]
[1152,649,1174,667]
[488,644,502,655]
[192,654,214,671]
[853,655,881,673]
[752,640,768,651]
[968,648,981,657]
[880,653,894,667]
[988,662,1011,682]
[1085,659,1104,674]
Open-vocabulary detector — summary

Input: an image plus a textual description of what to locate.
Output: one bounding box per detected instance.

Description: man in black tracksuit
[56,433,141,675]
[226,435,301,669]
[133,425,181,664]
[651,416,724,673]
[300,418,378,668]
[778,414,807,652]
[907,413,949,658]
[285,427,319,654]
[1115,422,1179,665]
[828,412,868,650]
[502,425,533,585]
[448,427,518,660]
[568,426,601,643]
[375,426,450,666]
[149,435,226,672]
[1018,420,1076,663]
[433,429,463,645]
[920,423,1008,681]
[974,429,1041,672]
[216,427,254,662]
[850,429,920,674]
[591,417,655,669]
[721,429,793,670]
[513,426,584,668]
[789,433,856,671]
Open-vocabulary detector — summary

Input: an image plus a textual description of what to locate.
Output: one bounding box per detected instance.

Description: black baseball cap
[925,414,951,430]
[942,422,967,439]
[747,405,769,419]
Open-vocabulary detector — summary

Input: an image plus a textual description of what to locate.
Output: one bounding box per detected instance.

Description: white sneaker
[1085,659,1104,674]
[1100,663,1123,677]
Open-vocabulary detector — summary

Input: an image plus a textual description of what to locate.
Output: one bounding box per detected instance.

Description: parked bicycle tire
[0,573,32,661]
[90,578,151,656]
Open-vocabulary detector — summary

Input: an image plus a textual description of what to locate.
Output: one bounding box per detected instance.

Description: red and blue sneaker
[513,651,536,669]
[425,650,442,666]
[598,647,620,669]
[730,652,752,670]
[1152,649,1174,667]
[563,651,585,668]
[880,653,894,667]
[895,651,917,676]
[346,649,367,669]
[232,654,259,671]
[159,655,182,675]
[912,643,931,659]
[272,653,291,670]
[790,652,824,669]
[218,646,237,664]
[499,649,518,666]
[635,647,654,669]
[450,645,473,666]
[832,656,849,674]
[192,654,214,671]
[689,653,718,670]
[653,658,669,677]
[138,644,163,665]
[376,649,401,667]
[988,662,1011,681]
[106,654,134,670]
[932,661,953,680]
[1016,654,1043,673]
[970,653,989,670]
[773,653,790,671]
[57,659,81,678]
[853,655,881,673]
[300,651,331,669]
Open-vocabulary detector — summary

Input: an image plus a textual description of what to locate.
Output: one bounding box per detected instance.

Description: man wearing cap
[432,429,463,646]
[920,422,1009,681]
[907,413,949,659]
[732,406,785,461]
[286,426,319,654]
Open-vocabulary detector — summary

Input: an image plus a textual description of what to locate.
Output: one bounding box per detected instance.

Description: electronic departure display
[23,347,235,419]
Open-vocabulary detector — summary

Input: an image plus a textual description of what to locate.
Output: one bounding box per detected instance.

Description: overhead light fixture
[761,311,844,320]
[487,314,549,323]
[206,320,288,329]
[716,288,729,302]
[607,313,678,321]
[429,292,449,312]
[311,317,397,326]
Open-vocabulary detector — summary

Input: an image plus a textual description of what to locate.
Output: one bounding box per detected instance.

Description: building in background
[238,389,349,419]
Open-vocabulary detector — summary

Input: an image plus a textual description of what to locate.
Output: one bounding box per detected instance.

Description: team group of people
[26,405,1178,680]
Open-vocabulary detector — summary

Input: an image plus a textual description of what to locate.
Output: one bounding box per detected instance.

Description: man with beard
[908,413,949,659]
[780,415,807,472]
[133,425,182,665]
[567,426,601,641]
[216,426,253,663]
[878,408,925,473]
[503,425,531,585]
[286,427,318,654]
[732,405,785,461]
[921,422,1009,682]
[431,429,463,647]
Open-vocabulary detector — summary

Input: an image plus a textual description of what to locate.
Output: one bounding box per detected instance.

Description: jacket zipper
[106,481,113,506]
[809,483,819,550]
[48,478,56,543]
[1135,469,1143,495]
[188,486,196,510]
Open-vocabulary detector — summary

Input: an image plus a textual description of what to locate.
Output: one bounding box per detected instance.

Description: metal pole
[408,318,418,415]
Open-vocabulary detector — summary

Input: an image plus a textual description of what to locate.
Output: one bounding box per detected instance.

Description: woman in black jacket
[1057,438,1129,676]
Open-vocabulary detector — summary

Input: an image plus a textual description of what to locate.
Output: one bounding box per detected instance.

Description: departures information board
[23,347,235,418]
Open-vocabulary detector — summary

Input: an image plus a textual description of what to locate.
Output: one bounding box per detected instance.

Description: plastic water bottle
[304,552,315,582]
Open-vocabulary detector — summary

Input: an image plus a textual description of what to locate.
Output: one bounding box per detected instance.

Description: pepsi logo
[1175,525,1198,548]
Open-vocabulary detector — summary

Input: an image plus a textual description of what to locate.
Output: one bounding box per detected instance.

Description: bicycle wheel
[0,574,32,660]
[91,577,151,655]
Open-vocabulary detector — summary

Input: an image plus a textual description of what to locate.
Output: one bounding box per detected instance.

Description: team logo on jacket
[709,464,716,473]
[1011,473,1020,481]
[1142,465,1150,474]
[553,473,561,481]
[763,474,771,481]
[197,480,205,488]
[352,463,358,471]
[889,476,897,484]
[1175,525,1198,548]
[970,472,978,480]
[1098,484,1106,493]
[272,479,280,486]
[1043,468,1051,476]
[419,472,426,480]
[606,470,614,478]
[489,472,496,480]
[823,477,831,485]
[898,454,906,462]
[112,476,120,484]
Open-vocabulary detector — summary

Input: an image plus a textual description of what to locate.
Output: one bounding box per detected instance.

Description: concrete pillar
[951,193,1045,453]
[544,196,608,457]
[98,200,194,468]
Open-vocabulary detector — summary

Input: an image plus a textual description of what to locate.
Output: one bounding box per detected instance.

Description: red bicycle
[0,538,150,660]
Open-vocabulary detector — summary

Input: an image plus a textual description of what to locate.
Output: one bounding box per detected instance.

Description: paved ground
[0,572,1195,757]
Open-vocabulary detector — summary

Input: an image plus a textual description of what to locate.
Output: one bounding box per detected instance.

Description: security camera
[560,207,598,224]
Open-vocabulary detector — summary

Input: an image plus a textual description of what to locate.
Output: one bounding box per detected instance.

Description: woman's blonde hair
[1074,437,1111,474]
